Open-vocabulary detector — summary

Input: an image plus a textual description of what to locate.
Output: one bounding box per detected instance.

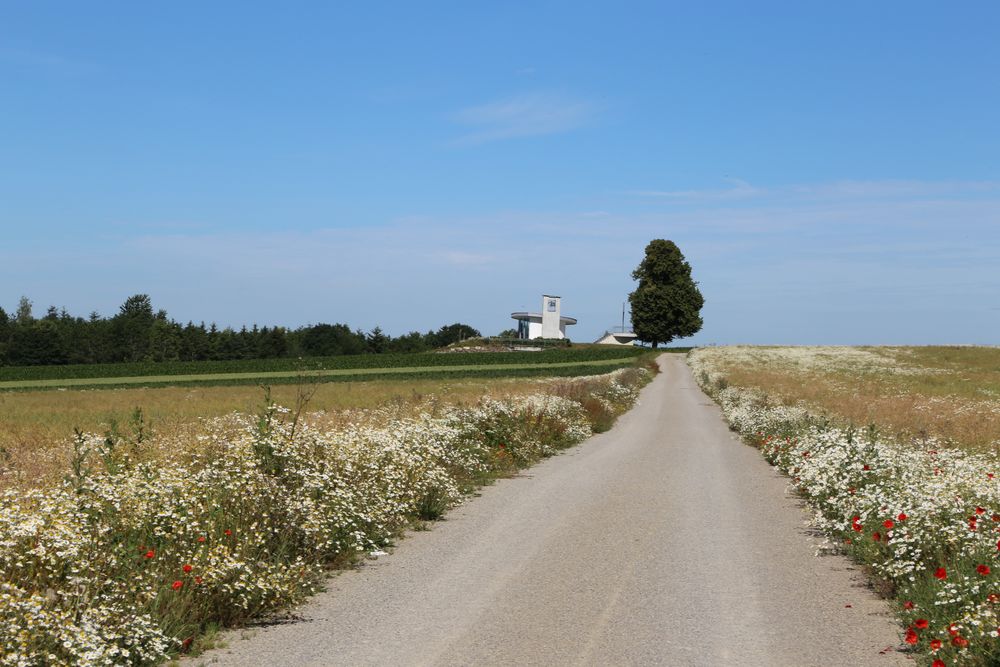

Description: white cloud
[627,178,1000,203]
[787,179,1000,199]
[452,92,596,145]
[2,177,998,344]
[439,250,496,267]
[627,178,762,200]
[0,47,96,75]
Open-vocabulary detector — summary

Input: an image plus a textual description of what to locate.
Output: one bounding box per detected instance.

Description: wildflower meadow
[690,348,1000,667]
[0,367,649,666]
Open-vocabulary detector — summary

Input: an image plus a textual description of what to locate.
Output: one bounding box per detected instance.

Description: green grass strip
[0,358,635,391]
[0,348,646,382]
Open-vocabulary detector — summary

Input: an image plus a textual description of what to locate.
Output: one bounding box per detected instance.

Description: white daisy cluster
[690,349,1000,665]
[702,345,938,377]
[0,367,647,665]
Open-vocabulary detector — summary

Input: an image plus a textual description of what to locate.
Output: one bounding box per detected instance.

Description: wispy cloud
[627,178,762,200]
[3,177,997,344]
[788,179,1000,199]
[0,47,96,75]
[626,178,1000,203]
[452,92,596,145]
[439,250,496,267]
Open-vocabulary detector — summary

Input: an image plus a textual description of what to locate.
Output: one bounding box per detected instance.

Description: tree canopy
[0,294,482,366]
[628,239,704,347]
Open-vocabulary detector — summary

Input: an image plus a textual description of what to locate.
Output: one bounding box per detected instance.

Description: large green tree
[628,239,704,348]
[112,294,155,362]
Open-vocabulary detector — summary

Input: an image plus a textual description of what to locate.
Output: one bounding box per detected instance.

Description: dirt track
[202,354,907,666]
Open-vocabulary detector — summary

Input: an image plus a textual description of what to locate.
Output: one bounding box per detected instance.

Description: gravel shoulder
[198,354,908,666]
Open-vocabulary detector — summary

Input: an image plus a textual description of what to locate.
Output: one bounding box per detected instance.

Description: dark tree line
[0,295,481,366]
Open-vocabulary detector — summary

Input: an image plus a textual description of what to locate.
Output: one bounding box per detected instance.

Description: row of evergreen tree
[0,295,482,366]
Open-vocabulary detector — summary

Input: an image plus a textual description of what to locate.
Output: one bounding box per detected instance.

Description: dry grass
[0,375,570,489]
[699,345,1000,453]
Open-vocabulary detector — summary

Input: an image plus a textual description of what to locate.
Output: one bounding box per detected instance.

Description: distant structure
[594,330,638,346]
[511,295,577,340]
[594,302,638,346]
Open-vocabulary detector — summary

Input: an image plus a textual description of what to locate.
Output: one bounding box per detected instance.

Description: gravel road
[202,354,907,666]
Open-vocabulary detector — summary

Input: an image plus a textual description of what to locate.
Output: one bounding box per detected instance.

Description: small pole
[622,302,626,332]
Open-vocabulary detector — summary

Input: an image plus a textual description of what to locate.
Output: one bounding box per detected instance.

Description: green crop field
[0,347,654,391]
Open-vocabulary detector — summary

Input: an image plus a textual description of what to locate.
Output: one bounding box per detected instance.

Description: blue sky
[2,1,998,344]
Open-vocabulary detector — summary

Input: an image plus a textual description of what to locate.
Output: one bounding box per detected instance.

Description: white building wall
[524,319,568,339]
[541,295,561,338]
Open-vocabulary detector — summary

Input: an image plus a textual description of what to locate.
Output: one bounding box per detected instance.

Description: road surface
[202,354,906,666]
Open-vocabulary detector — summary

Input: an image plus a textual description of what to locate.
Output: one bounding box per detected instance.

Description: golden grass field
[0,373,616,489]
[696,345,1000,452]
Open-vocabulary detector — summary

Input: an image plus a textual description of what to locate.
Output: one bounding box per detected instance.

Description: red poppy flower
[224,529,233,536]
[934,567,947,580]
[183,564,193,573]
[915,618,929,629]
[992,514,1000,522]
[988,593,999,603]
[976,507,986,515]
[197,536,206,543]
[904,628,918,645]
[172,580,183,590]
[194,576,203,584]
[977,564,991,576]
[883,519,894,529]
[930,638,942,651]
[931,660,944,667]
[903,600,914,609]
[862,464,870,471]
[873,532,882,542]
[947,623,959,636]
[144,549,155,559]
[951,635,968,648]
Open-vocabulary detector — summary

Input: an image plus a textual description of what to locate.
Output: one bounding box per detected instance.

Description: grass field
[0,374,579,477]
[0,346,644,385]
[690,346,1000,665]
[0,357,637,390]
[0,349,660,488]
[692,345,1000,452]
[0,360,654,663]
[0,348,659,663]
